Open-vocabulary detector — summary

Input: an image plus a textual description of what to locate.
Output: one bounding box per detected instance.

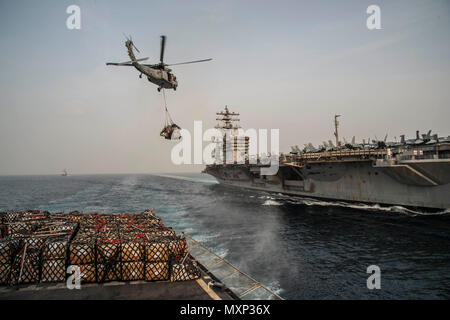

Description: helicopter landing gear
[157,87,162,92]
[139,73,142,79]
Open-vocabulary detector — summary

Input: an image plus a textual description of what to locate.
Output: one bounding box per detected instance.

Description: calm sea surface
[1,173,449,299]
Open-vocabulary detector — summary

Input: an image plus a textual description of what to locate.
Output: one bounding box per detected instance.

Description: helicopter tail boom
[125,40,139,62]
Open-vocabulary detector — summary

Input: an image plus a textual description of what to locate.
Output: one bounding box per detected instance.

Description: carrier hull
[205,106,450,210]
[204,159,450,210]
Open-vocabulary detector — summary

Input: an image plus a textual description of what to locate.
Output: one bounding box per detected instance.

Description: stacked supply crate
[0,209,200,286]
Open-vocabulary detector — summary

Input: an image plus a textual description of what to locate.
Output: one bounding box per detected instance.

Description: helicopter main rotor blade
[166,58,212,66]
[136,57,149,62]
[106,57,149,66]
[160,35,166,64]
[106,63,133,66]
[123,57,148,64]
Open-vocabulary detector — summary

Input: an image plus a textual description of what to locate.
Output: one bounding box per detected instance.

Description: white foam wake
[262,199,282,206]
[259,194,449,216]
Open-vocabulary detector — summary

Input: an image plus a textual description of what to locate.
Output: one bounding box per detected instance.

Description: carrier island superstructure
[203,107,450,210]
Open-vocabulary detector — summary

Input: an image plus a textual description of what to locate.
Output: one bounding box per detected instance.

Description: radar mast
[215,106,241,132]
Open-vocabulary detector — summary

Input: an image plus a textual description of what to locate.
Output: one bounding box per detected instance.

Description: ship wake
[260,195,449,216]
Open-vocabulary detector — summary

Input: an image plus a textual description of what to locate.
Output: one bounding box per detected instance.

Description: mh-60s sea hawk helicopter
[106,35,212,92]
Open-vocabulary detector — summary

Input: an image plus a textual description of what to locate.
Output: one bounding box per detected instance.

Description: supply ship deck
[0,210,281,300]
[204,107,450,210]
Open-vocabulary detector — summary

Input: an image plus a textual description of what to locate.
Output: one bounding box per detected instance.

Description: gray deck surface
[0,280,213,300]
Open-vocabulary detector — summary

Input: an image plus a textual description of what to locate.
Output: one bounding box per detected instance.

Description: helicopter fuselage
[133,63,178,90]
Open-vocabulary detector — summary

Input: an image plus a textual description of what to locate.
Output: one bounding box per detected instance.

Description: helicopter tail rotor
[124,34,141,53]
[129,35,141,53]
[131,41,141,54]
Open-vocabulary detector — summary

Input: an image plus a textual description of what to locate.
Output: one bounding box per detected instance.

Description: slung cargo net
[0,209,200,286]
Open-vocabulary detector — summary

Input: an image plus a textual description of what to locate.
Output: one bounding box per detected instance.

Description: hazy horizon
[1,0,449,175]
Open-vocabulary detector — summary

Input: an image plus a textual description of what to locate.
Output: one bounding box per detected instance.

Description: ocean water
[0,173,449,299]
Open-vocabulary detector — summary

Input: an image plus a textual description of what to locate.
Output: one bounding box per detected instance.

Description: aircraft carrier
[203,107,450,210]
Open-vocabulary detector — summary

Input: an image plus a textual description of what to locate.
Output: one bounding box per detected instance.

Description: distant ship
[61,169,68,177]
[203,106,450,210]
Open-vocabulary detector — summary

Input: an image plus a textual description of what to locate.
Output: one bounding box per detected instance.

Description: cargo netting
[0,209,200,286]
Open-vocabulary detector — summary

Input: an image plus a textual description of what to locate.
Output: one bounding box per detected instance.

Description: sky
[0,0,449,175]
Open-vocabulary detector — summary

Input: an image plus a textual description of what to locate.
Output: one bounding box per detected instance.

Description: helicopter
[106,35,212,92]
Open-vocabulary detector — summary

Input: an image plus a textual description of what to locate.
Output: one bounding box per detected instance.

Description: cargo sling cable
[160,89,181,140]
